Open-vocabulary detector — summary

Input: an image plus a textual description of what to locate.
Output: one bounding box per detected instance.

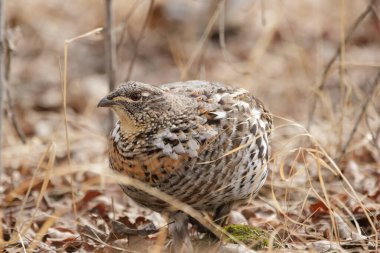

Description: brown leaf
[309,200,329,215]
[75,190,102,211]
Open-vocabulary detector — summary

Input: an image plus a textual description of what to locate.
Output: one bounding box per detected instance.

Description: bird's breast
[109,144,188,185]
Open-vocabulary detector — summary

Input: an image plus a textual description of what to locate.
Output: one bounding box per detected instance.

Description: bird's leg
[189,202,233,238]
[168,212,193,253]
[213,202,233,227]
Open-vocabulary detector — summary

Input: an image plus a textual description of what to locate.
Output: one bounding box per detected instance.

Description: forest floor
[1,0,380,252]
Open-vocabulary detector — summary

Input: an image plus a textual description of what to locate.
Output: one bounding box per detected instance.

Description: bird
[98,80,273,252]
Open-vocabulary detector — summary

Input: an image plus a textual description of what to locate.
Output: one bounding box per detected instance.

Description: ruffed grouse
[98,80,272,252]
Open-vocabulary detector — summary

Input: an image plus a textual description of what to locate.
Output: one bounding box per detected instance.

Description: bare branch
[107,220,159,242]
[124,0,154,82]
[104,0,117,129]
[116,0,139,53]
[180,0,222,80]
[218,0,249,75]
[4,34,26,144]
[5,87,26,144]
[307,0,375,129]
[339,70,380,159]
[364,112,380,150]
[0,0,6,175]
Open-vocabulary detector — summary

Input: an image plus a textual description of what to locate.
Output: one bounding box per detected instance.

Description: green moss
[224,224,270,250]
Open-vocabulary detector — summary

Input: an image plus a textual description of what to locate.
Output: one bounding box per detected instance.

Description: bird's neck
[110,122,157,160]
[113,108,145,137]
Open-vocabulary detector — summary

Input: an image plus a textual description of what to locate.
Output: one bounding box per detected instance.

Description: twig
[78,224,129,251]
[79,224,108,242]
[104,0,117,129]
[260,0,266,26]
[364,112,380,150]
[107,220,159,242]
[5,88,26,143]
[63,26,104,219]
[180,0,222,80]
[116,0,139,53]
[124,0,154,82]
[27,209,64,252]
[337,0,346,153]
[218,0,249,75]
[0,0,5,175]
[4,36,26,143]
[339,70,380,159]
[307,0,375,129]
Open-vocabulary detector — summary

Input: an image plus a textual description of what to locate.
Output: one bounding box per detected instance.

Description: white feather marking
[232,101,250,111]
[173,142,186,154]
[231,88,248,97]
[211,111,227,119]
[251,107,262,120]
[112,124,120,142]
[212,94,222,103]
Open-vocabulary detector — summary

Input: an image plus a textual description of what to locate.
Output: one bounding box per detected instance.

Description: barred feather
[105,80,273,211]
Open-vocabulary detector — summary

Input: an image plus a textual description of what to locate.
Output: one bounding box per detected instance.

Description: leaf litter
[2,0,380,252]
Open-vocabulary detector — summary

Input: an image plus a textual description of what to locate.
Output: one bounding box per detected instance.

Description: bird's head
[98,81,170,136]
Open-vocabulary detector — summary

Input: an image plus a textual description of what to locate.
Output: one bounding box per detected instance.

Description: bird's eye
[130,93,141,101]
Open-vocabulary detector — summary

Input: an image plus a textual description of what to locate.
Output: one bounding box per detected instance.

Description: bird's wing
[153,81,272,161]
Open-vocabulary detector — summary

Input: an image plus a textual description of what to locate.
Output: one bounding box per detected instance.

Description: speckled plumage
[99,80,272,251]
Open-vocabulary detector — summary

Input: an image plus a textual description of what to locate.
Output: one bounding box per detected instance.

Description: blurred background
[2,0,380,252]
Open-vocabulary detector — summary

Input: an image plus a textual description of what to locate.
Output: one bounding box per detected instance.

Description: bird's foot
[188,216,218,240]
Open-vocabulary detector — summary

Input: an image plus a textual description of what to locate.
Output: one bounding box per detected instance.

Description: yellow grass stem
[27,209,65,252]
[62,27,103,221]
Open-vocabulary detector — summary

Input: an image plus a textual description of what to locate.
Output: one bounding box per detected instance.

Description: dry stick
[9,147,49,243]
[339,70,380,159]
[116,0,139,53]
[30,144,56,223]
[79,224,130,251]
[218,0,249,76]
[0,209,2,252]
[0,0,5,176]
[260,0,266,26]
[106,172,226,241]
[63,27,103,221]
[315,143,379,251]
[27,209,65,252]
[21,143,56,251]
[180,0,222,80]
[107,220,159,240]
[271,115,378,247]
[49,165,250,248]
[5,89,26,143]
[307,0,375,129]
[4,38,26,143]
[0,0,5,243]
[364,113,380,150]
[104,0,117,129]
[337,0,346,153]
[316,154,339,243]
[124,0,154,82]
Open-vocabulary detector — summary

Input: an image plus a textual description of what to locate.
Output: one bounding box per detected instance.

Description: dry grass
[1,0,380,252]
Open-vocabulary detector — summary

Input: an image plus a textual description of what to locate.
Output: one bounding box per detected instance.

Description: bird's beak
[97,97,118,108]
